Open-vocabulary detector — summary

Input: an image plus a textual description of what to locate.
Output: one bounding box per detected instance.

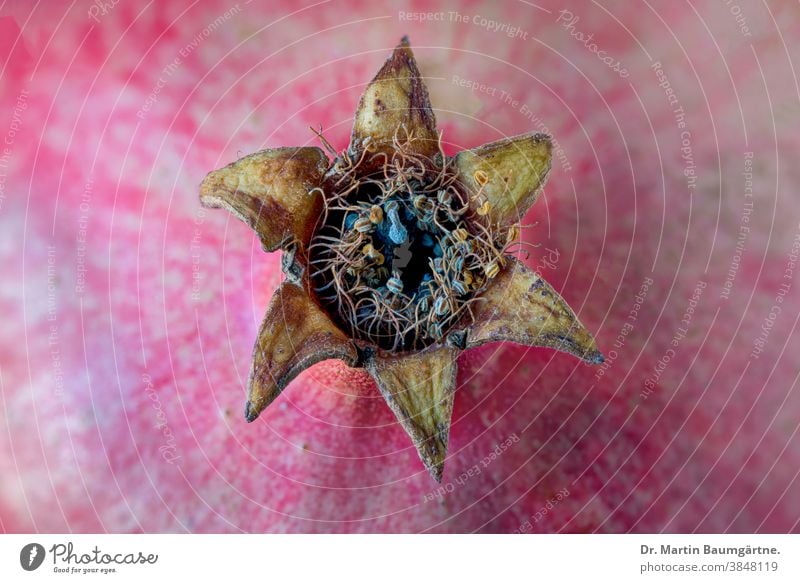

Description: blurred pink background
[1,0,799,532]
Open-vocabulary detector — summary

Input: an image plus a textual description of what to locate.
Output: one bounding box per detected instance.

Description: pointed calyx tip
[244,401,260,423]
[428,462,444,483]
[366,348,458,481]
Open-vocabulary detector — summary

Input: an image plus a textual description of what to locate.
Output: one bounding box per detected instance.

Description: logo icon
[20,543,46,571]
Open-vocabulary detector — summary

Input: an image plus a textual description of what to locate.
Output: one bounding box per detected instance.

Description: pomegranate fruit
[1,1,798,533]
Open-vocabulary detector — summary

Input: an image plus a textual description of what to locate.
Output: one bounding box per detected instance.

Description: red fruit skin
[1,1,799,533]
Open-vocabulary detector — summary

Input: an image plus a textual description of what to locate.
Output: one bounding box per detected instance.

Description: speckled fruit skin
[1,1,799,533]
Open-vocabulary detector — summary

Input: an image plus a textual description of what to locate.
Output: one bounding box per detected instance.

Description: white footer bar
[1,534,798,582]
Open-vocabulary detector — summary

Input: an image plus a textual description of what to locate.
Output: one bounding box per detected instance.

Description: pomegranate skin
[1,1,799,533]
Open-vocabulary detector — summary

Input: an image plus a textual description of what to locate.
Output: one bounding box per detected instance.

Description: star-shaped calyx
[199,37,603,481]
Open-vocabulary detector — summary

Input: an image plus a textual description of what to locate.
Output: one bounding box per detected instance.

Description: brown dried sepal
[350,37,439,165]
[200,147,329,252]
[366,346,459,481]
[466,258,603,364]
[245,281,358,422]
[456,132,552,226]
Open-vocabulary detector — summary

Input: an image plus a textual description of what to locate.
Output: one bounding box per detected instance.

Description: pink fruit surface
[1,0,799,533]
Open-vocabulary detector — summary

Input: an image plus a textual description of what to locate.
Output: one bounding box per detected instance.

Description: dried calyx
[310,128,512,352]
[199,37,604,481]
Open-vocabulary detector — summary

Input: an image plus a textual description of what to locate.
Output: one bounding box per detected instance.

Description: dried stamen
[309,127,508,351]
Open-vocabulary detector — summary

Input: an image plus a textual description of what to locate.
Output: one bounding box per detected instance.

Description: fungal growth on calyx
[200,38,603,481]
